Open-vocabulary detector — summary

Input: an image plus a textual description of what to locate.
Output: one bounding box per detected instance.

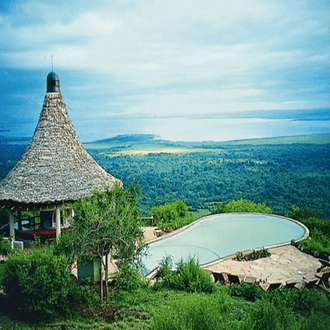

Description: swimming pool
[141,213,307,274]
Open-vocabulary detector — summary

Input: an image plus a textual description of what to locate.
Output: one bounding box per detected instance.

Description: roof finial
[51,55,53,72]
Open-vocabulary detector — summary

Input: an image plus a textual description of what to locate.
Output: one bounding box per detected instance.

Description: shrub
[246,297,300,330]
[2,247,80,322]
[113,262,148,291]
[300,228,330,255]
[150,200,194,230]
[267,286,330,315]
[154,257,216,293]
[0,233,11,256]
[227,281,263,301]
[287,205,330,257]
[212,198,272,214]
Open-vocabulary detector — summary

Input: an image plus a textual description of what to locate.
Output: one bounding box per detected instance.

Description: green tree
[63,182,144,300]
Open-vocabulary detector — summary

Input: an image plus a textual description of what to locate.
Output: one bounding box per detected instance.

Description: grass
[190,208,210,220]
[1,283,329,329]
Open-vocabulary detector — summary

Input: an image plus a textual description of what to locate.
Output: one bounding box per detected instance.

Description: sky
[0,0,329,142]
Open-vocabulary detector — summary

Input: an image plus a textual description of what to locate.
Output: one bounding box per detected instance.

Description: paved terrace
[202,245,322,287]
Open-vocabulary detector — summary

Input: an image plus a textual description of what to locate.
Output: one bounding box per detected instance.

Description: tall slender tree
[64,182,144,300]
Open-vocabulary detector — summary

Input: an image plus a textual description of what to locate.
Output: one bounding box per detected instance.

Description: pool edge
[143,212,309,276]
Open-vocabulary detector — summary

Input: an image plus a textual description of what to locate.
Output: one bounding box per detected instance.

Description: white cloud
[0,0,329,140]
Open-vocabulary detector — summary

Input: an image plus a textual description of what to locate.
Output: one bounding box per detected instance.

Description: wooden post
[55,205,61,240]
[18,210,22,231]
[9,210,15,248]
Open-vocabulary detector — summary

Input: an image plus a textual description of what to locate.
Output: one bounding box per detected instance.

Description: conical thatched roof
[0,72,121,208]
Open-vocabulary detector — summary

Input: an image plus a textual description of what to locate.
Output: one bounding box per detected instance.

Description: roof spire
[47,70,60,93]
[51,55,53,72]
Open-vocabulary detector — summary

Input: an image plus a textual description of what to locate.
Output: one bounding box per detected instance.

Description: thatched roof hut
[0,71,122,210]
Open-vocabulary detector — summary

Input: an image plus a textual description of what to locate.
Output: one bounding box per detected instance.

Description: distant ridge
[89,134,157,144]
[223,133,330,145]
[86,133,330,148]
[1,133,330,149]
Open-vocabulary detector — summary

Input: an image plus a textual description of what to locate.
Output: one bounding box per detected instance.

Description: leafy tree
[212,198,272,214]
[63,182,144,300]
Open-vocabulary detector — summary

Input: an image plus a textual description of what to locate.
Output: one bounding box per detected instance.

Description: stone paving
[202,245,322,286]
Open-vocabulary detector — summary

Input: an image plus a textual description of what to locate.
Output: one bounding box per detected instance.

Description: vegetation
[1,134,330,217]
[0,134,330,328]
[235,248,271,261]
[149,199,194,230]
[287,205,330,257]
[153,257,216,293]
[0,233,11,256]
[1,247,80,322]
[1,244,330,328]
[211,198,272,214]
[57,182,145,300]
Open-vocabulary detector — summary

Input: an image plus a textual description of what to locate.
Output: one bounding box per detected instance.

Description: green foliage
[0,263,5,285]
[150,288,328,330]
[154,257,216,293]
[287,205,330,256]
[2,247,80,322]
[150,291,240,330]
[66,182,144,263]
[84,142,330,217]
[149,199,194,230]
[213,198,272,214]
[266,286,330,315]
[235,248,270,261]
[227,281,263,301]
[113,263,148,292]
[0,233,11,256]
[246,297,300,330]
[63,181,144,300]
[2,138,330,217]
[301,229,330,255]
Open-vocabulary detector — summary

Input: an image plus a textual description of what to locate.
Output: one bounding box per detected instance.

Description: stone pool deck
[202,245,322,287]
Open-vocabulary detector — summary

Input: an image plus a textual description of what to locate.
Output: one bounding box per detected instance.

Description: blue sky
[0,0,329,142]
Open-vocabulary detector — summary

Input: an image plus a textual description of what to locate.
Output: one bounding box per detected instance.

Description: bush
[246,297,300,330]
[150,199,194,230]
[212,198,272,214]
[154,257,216,293]
[267,286,330,315]
[113,262,148,291]
[2,247,80,322]
[227,281,263,301]
[0,233,11,256]
[300,229,330,255]
[287,205,330,256]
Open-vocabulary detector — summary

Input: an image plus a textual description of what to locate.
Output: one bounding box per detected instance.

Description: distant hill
[223,134,330,145]
[91,134,157,144]
[84,133,330,151]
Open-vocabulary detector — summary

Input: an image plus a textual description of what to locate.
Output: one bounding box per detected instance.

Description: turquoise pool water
[141,213,306,274]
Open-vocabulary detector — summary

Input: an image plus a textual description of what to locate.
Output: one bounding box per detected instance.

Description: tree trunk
[100,261,104,300]
[105,253,109,301]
